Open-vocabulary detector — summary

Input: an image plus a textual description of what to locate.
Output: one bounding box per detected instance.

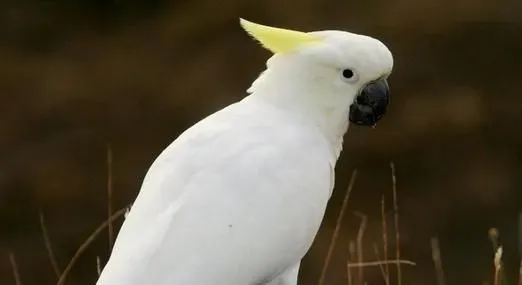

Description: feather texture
[96,98,335,285]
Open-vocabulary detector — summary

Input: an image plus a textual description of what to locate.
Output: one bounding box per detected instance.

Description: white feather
[96,20,393,285]
[96,98,336,285]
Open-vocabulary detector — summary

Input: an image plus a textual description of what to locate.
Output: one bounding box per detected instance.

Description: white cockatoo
[96,18,393,285]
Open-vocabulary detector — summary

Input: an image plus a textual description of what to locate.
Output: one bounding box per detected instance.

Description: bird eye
[342,69,354,79]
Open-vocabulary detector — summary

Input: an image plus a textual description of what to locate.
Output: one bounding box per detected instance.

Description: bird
[95,18,393,285]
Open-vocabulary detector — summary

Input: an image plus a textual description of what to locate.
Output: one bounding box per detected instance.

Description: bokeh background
[1,1,522,284]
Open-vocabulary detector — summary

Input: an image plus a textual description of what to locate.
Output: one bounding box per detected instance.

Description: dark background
[1,1,521,284]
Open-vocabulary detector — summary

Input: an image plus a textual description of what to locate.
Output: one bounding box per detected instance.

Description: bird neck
[245,73,350,160]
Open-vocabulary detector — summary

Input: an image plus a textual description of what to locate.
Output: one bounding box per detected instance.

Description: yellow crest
[239,18,321,54]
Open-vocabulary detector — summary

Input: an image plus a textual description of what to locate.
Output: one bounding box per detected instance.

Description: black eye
[342,69,354,79]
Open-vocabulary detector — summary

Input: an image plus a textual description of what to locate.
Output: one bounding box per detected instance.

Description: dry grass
[319,163,417,285]
[55,207,129,285]
[381,195,390,285]
[346,260,416,268]
[518,213,522,285]
[38,210,61,280]
[7,159,522,285]
[9,252,22,285]
[490,228,504,285]
[390,162,402,285]
[430,237,445,285]
[106,144,115,250]
[318,169,358,285]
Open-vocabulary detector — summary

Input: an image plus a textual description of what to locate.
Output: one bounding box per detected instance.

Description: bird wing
[96,101,335,285]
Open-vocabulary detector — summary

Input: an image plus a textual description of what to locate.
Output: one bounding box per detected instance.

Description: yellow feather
[239,18,321,54]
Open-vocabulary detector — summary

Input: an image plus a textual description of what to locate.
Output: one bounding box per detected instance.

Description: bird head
[240,18,393,129]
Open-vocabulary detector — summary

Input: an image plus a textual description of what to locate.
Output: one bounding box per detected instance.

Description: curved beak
[348,79,390,127]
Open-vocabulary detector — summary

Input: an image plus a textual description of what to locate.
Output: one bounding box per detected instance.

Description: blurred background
[1,0,522,284]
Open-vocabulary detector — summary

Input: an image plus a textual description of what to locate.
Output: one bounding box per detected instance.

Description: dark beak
[348,79,390,126]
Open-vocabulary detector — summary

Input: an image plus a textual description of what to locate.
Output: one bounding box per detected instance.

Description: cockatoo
[96,18,393,285]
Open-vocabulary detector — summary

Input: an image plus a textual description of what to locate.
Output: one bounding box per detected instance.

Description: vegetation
[7,157,520,285]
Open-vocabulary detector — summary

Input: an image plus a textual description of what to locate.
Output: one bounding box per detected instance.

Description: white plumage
[96,18,393,285]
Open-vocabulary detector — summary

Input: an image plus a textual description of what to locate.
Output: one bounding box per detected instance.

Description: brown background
[1,1,522,284]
